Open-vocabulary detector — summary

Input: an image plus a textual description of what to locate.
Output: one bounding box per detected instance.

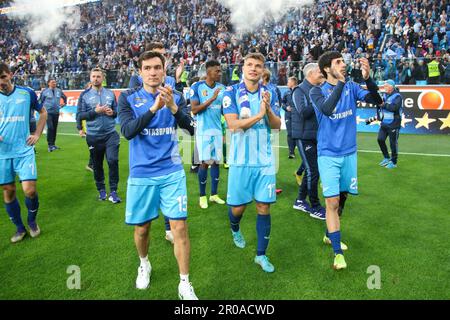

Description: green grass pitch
[0,123,449,300]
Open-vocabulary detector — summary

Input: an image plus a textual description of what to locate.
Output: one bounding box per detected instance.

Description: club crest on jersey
[202,90,208,97]
[238,95,249,105]
[134,98,147,108]
[223,96,232,109]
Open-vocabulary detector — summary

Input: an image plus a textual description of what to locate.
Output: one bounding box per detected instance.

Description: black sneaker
[190,165,199,173]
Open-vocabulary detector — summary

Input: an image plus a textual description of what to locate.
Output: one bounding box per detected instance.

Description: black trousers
[46,113,59,146]
[295,139,320,207]
[285,118,296,155]
[287,134,296,155]
[378,126,400,164]
[86,131,120,192]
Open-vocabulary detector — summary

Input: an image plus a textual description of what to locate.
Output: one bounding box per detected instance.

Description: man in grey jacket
[39,78,66,152]
[76,68,121,203]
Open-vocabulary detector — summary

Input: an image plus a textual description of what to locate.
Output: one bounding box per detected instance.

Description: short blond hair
[262,69,272,82]
[243,52,266,64]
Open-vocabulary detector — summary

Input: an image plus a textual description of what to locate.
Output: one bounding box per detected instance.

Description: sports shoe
[323,235,348,251]
[294,172,303,186]
[98,190,107,201]
[276,189,282,195]
[165,231,174,244]
[190,165,199,173]
[288,154,295,159]
[29,223,41,238]
[48,146,54,152]
[386,161,397,169]
[136,263,151,289]
[199,196,208,209]
[223,163,229,169]
[53,145,60,150]
[293,199,312,213]
[209,194,225,205]
[178,281,198,300]
[333,254,347,270]
[85,164,94,173]
[310,206,326,220]
[11,230,27,243]
[231,230,246,248]
[254,255,275,273]
[379,158,390,167]
[108,191,122,204]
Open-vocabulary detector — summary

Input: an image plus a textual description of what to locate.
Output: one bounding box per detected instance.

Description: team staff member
[377,80,403,169]
[39,78,66,152]
[77,68,121,204]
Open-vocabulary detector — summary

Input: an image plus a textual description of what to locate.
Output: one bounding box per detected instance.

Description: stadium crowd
[1,0,450,89]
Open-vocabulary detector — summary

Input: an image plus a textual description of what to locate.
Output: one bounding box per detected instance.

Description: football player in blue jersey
[128,42,180,91]
[0,63,48,243]
[310,51,383,270]
[119,51,198,299]
[190,60,226,209]
[140,42,181,244]
[222,53,281,273]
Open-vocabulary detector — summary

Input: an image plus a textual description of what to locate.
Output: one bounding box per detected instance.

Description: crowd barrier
[51,85,450,135]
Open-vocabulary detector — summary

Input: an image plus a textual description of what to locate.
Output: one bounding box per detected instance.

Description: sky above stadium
[219,0,313,34]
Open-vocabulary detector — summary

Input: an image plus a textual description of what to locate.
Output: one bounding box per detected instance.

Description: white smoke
[219,0,313,34]
[6,0,86,45]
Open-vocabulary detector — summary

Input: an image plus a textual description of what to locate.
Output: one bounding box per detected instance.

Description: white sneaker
[136,263,151,290]
[165,231,174,244]
[178,281,198,300]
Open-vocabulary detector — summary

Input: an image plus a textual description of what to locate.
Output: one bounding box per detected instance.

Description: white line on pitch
[56,133,450,158]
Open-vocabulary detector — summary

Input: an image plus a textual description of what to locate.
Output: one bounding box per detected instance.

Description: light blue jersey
[310,81,369,157]
[190,80,225,136]
[0,86,42,160]
[222,84,278,167]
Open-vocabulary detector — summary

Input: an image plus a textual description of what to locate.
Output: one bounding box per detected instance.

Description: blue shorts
[125,170,188,225]
[0,153,37,185]
[227,166,276,206]
[196,134,222,162]
[318,153,358,198]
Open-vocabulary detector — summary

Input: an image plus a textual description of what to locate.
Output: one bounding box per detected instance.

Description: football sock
[256,214,271,256]
[198,167,207,197]
[25,194,39,226]
[180,274,189,283]
[223,142,227,163]
[164,216,171,231]
[228,207,242,232]
[210,164,219,195]
[5,198,26,233]
[139,256,150,267]
[328,231,343,255]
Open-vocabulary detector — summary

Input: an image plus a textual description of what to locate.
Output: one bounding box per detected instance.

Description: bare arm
[191,88,221,115]
[27,107,48,146]
[224,113,265,132]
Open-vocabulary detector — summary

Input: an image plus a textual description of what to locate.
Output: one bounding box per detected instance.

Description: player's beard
[331,68,346,80]
[0,83,11,94]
